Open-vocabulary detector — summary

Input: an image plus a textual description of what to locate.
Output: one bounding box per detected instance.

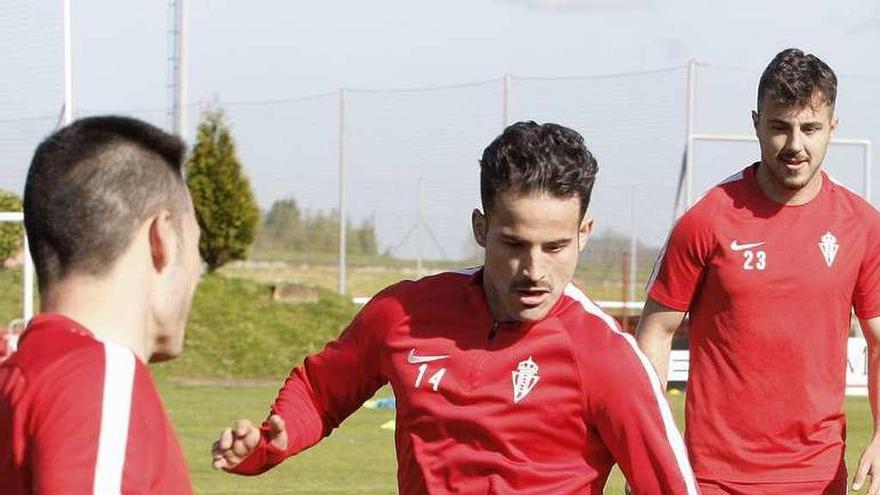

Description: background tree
[253,198,381,259]
[0,190,23,265]
[186,108,259,271]
[259,198,304,251]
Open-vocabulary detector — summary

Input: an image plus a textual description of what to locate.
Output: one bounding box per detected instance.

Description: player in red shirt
[0,116,202,493]
[637,48,880,494]
[212,122,698,493]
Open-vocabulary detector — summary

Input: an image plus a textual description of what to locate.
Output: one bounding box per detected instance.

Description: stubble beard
[767,158,819,192]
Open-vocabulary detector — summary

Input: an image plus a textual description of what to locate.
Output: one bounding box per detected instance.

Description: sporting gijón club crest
[818,231,838,267]
[512,356,540,403]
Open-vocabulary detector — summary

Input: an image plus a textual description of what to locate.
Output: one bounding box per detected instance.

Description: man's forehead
[761,98,834,122]
[491,189,581,211]
[488,192,582,233]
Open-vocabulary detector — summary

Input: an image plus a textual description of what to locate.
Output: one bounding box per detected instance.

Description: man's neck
[480,270,508,322]
[755,163,824,206]
[40,274,149,362]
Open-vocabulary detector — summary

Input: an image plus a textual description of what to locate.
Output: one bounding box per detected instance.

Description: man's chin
[148,345,183,363]
[148,332,185,363]
[512,305,552,322]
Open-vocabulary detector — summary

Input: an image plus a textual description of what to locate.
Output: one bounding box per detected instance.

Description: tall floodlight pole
[865,142,873,203]
[685,59,696,208]
[62,0,72,125]
[337,89,348,295]
[416,178,424,278]
[37,0,73,321]
[169,0,188,139]
[392,178,448,273]
[22,233,33,322]
[502,73,510,130]
[628,186,638,306]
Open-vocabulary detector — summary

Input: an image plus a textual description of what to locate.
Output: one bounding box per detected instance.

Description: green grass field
[161,380,876,494]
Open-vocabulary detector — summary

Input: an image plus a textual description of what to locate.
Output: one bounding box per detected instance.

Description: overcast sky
[3,0,879,257]
[70,0,880,104]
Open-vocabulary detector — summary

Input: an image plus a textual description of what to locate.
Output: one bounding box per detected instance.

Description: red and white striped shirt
[0,314,193,494]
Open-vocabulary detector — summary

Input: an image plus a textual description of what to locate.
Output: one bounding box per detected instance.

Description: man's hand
[853,439,880,494]
[211,414,288,470]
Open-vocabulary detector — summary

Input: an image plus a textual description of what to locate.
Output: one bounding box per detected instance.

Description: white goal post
[685,133,872,206]
[0,212,34,322]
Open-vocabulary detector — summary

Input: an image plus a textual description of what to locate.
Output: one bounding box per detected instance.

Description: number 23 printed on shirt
[742,250,766,270]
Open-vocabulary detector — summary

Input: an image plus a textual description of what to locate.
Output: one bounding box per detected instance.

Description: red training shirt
[0,314,193,494]
[648,164,880,483]
[230,268,698,494]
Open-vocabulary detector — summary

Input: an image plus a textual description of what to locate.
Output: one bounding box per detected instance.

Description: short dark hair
[480,121,598,219]
[757,48,837,110]
[24,116,188,290]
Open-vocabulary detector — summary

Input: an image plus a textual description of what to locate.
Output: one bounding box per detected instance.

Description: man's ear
[471,208,487,248]
[830,114,839,136]
[148,210,175,273]
[577,215,594,253]
[751,110,759,131]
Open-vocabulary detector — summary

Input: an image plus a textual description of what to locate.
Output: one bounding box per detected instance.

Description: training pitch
[160,380,875,494]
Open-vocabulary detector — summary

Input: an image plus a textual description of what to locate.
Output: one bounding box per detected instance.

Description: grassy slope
[153,274,359,379]
[0,268,25,326]
[220,262,647,303]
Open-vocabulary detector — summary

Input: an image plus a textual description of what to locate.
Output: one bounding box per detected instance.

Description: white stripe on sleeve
[564,285,698,495]
[92,340,136,495]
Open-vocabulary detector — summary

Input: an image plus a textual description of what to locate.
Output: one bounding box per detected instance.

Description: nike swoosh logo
[730,240,766,251]
[407,349,449,364]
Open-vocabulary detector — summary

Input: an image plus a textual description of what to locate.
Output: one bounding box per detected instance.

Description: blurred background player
[0,320,25,363]
[0,116,201,493]
[637,48,880,494]
[212,121,698,494]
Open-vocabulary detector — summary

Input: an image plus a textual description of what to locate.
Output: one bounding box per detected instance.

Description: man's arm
[635,298,687,391]
[590,334,698,495]
[212,293,393,475]
[211,416,288,473]
[852,316,880,494]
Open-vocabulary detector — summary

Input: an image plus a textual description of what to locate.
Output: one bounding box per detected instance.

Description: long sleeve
[229,293,394,475]
[585,332,698,495]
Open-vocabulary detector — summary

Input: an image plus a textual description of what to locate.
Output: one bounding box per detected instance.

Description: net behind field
[510,69,686,291]
[4,30,880,299]
[346,81,501,262]
[0,3,61,322]
[0,2,63,195]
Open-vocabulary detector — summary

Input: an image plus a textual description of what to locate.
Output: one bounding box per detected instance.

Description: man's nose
[520,249,545,282]
[784,129,805,155]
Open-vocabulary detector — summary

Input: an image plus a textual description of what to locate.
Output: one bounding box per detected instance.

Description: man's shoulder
[557,285,654,383]
[825,177,880,220]
[6,322,103,385]
[557,284,626,348]
[681,170,748,224]
[352,268,479,331]
[374,268,479,304]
